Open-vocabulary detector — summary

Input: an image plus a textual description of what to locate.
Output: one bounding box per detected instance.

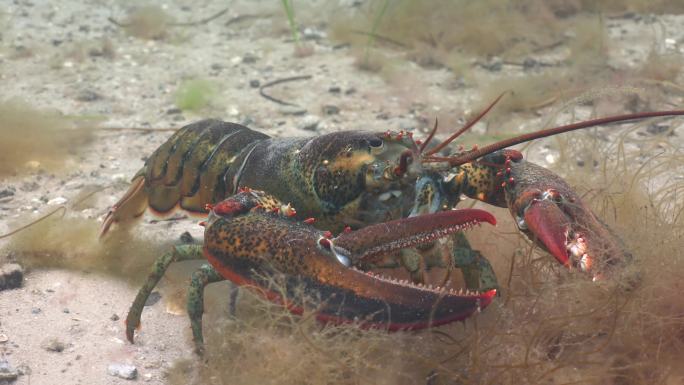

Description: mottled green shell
[143,119,269,213]
[140,120,418,233]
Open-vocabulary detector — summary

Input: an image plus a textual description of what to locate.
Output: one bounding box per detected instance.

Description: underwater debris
[0,100,92,177]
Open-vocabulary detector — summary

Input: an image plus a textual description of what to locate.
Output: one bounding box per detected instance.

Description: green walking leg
[451,232,499,292]
[187,263,224,354]
[125,244,204,343]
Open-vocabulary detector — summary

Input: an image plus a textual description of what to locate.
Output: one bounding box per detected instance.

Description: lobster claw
[204,194,498,330]
[504,160,631,280]
[520,196,573,267]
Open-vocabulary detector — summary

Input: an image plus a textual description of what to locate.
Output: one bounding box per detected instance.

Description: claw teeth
[580,254,592,271]
[566,232,589,265]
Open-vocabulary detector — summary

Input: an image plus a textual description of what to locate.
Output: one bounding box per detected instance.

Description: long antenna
[423,110,684,166]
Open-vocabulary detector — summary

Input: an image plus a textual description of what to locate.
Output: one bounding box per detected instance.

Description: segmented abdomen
[143,119,270,214]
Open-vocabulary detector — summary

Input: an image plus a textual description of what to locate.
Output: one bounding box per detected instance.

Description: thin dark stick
[259,75,312,106]
[107,17,126,27]
[350,30,408,48]
[224,14,265,27]
[149,214,188,224]
[108,7,230,28]
[169,8,229,26]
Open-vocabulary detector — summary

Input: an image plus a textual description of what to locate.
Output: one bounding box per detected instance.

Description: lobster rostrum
[104,99,684,352]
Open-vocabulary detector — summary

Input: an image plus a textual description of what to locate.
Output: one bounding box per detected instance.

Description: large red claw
[505,162,631,279]
[523,199,571,267]
[203,207,498,332]
[334,209,497,264]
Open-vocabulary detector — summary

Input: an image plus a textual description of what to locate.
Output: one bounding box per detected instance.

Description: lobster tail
[100,174,148,237]
[143,119,269,213]
[100,120,271,236]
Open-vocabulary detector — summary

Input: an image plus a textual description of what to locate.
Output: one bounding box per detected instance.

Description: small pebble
[107,363,138,380]
[31,307,41,314]
[249,79,260,88]
[47,197,67,205]
[110,314,120,321]
[522,57,538,70]
[328,86,341,94]
[25,161,40,170]
[0,188,15,199]
[322,105,340,115]
[0,334,8,343]
[20,181,39,192]
[76,89,102,102]
[41,337,66,352]
[111,173,127,182]
[298,115,320,131]
[482,56,503,72]
[0,360,18,382]
[647,123,671,135]
[302,27,326,40]
[242,53,258,63]
[0,263,23,291]
[279,105,307,116]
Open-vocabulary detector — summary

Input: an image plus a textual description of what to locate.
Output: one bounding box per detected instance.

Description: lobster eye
[368,138,384,155]
[368,138,383,148]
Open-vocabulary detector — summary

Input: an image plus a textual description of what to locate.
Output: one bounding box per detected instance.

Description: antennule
[424,92,508,157]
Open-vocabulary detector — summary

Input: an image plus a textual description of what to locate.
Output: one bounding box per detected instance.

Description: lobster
[124,189,499,353]
[101,100,684,353]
